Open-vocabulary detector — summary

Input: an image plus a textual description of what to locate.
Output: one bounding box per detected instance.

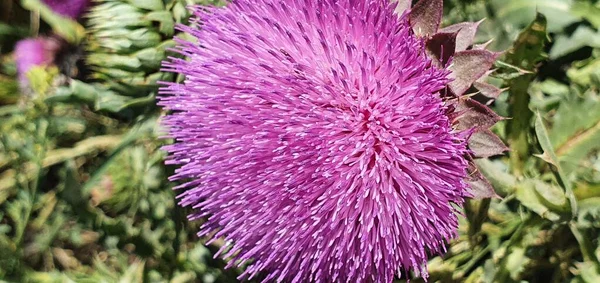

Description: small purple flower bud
[14,37,61,87]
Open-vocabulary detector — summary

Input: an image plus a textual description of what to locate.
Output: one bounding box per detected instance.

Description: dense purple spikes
[159,0,476,281]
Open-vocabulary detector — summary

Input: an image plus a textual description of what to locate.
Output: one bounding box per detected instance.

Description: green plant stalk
[492,216,529,282]
[465,198,491,246]
[14,117,48,246]
[0,135,122,192]
[503,13,548,176]
[507,75,533,176]
[568,222,598,263]
[455,245,491,279]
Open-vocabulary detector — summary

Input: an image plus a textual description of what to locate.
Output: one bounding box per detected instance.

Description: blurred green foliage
[0,0,600,282]
[425,1,600,282]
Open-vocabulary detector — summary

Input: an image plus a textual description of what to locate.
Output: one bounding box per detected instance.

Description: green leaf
[25,66,59,96]
[577,197,600,228]
[550,26,600,59]
[126,0,164,11]
[503,13,549,176]
[119,260,145,282]
[46,79,99,105]
[82,118,157,194]
[534,112,578,216]
[568,57,600,86]
[95,92,155,114]
[570,222,599,264]
[514,179,569,221]
[558,121,600,180]
[549,89,600,149]
[58,161,88,210]
[89,3,151,29]
[502,12,549,75]
[134,48,165,70]
[171,1,190,24]
[95,92,135,113]
[574,261,600,282]
[474,159,517,196]
[533,78,600,186]
[102,28,163,51]
[6,191,33,245]
[0,23,29,52]
[492,0,580,33]
[571,0,600,28]
[0,75,20,105]
[543,87,600,178]
[145,11,175,36]
[87,54,143,71]
[530,79,569,111]
[503,247,528,280]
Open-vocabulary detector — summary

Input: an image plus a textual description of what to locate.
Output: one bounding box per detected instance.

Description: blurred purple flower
[159,0,503,281]
[14,37,61,86]
[41,0,90,19]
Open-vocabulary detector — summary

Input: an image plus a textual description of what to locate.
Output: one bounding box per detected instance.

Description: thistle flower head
[159,0,504,281]
[14,37,61,87]
[41,0,90,19]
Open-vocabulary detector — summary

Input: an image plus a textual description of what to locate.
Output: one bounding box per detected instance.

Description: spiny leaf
[474,81,503,99]
[439,20,483,51]
[394,0,411,16]
[426,32,457,66]
[534,112,578,216]
[468,129,508,158]
[455,98,504,130]
[409,0,443,37]
[503,13,549,71]
[503,13,549,176]
[448,50,500,96]
[466,164,499,199]
[473,40,493,50]
[474,159,517,197]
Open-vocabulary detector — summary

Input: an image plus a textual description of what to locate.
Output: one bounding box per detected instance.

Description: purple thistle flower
[14,37,61,87]
[41,0,90,19]
[159,0,504,281]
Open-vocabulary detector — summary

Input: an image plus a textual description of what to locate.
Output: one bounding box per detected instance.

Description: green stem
[569,222,598,263]
[507,75,534,177]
